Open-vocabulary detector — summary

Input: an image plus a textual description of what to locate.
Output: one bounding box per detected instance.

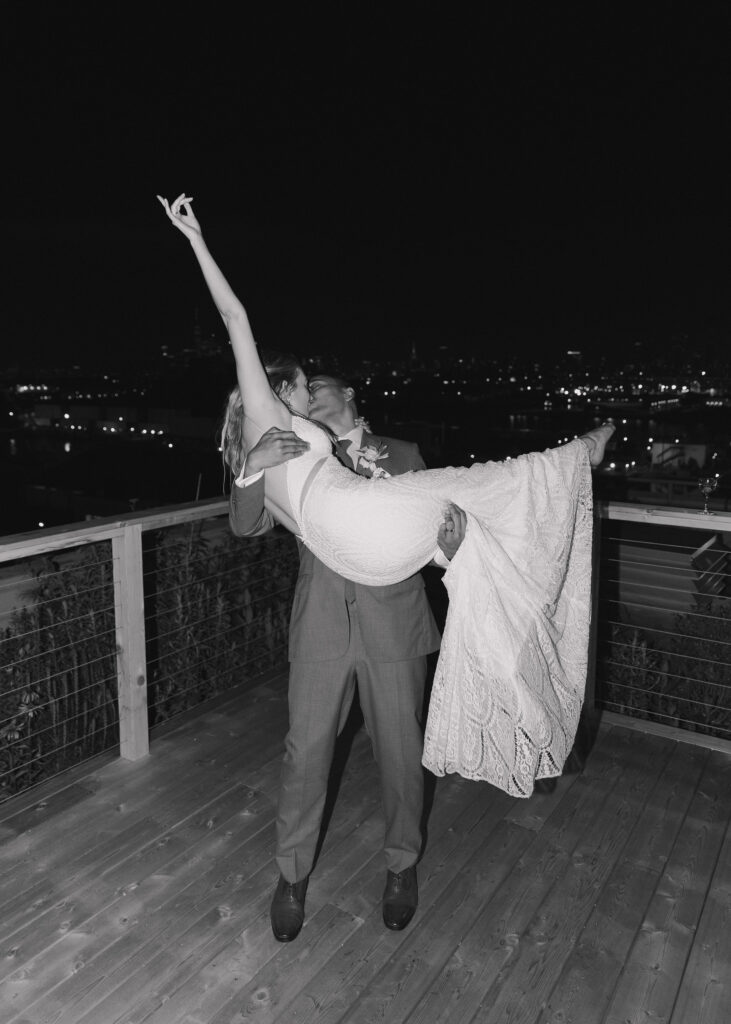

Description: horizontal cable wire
[597,581,728,602]
[147,567,297,606]
[142,542,295,574]
[0,579,116,624]
[146,584,294,647]
[147,643,288,715]
[0,554,112,592]
[600,555,731,581]
[0,625,118,672]
[600,564,731,588]
[601,639,731,672]
[146,604,288,653]
[598,617,731,649]
[146,579,295,622]
[0,700,119,755]
[0,673,118,729]
[0,603,117,647]
[0,674,119,731]
[598,595,731,625]
[0,569,113,605]
[21,573,115,605]
[144,551,297,591]
[142,542,295,576]
[146,618,289,672]
[148,633,288,692]
[600,658,731,691]
[597,678,731,714]
[601,534,726,556]
[596,698,731,738]
[0,725,119,787]
[598,577,731,604]
[0,653,118,703]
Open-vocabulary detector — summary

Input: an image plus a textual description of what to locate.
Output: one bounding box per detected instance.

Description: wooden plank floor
[1,670,730,1024]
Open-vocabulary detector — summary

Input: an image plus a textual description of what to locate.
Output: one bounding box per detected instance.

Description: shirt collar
[338,425,364,449]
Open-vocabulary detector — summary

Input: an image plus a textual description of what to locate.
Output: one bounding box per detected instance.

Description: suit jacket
[229,430,441,663]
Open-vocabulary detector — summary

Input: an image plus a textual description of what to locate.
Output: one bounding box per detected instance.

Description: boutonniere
[353,441,391,478]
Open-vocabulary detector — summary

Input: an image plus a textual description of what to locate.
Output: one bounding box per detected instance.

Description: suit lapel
[353,431,377,476]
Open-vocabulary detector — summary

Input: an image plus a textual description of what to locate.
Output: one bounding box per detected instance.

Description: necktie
[335,437,355,466]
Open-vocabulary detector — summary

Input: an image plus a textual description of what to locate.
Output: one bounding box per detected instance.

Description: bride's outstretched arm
[157,193,288,431]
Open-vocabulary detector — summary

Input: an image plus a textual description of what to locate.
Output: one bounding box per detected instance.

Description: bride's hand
[157,193,202,242]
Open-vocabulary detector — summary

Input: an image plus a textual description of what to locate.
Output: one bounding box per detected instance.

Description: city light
[6,350,729,532]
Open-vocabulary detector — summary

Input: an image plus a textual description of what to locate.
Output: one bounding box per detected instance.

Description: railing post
[113,524,149,760]
[585,510,603,721]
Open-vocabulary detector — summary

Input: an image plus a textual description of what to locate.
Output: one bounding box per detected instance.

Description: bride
[158,193,614,797]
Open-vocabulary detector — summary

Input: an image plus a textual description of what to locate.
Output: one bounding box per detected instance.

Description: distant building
[651,442,707,471]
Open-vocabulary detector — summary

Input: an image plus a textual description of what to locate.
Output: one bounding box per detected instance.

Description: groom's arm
[436,504,467,564]
[229,474,278,537]
[229,426,310,538]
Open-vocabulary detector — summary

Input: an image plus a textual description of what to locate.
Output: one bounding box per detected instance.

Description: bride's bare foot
[579,422,615,467]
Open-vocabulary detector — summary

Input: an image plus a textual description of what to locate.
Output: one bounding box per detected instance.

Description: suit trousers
[275,596,427,883]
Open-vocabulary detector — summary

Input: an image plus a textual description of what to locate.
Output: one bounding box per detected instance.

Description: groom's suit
[230,430,441,883]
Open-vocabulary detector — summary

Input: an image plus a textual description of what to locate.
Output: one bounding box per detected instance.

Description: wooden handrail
[0,497,285,765]
[0,497,229,563]
[596,501,731,531]
[1,496,728,768]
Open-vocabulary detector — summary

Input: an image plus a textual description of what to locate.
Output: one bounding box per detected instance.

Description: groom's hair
[309,371,351,390]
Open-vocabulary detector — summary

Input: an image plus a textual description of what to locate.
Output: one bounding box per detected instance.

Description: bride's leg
[578,422,615,467]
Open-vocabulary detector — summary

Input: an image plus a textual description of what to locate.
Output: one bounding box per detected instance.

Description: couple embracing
[229,370,464,942]
[159,191,615,946]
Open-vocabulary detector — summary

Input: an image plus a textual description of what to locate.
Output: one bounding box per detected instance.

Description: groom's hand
[245,427,310,476]
[437,503,467,561]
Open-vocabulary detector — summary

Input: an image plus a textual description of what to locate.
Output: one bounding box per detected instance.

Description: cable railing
[0,498,298,802]
[594,501,731,746]
[1,496,729,804]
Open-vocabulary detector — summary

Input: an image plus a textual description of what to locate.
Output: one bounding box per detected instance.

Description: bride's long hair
[220,349,302,481]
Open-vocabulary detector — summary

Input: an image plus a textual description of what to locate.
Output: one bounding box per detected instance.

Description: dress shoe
[270,873,309,942]
[382,865,418,931]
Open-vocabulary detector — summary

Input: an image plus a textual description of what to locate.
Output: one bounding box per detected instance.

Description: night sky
[6,4,731,369]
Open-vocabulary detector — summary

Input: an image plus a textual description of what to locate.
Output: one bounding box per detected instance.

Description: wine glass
[698,477,718,515]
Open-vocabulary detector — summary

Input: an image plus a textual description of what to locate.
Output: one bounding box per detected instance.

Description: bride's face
[281,368,310,415]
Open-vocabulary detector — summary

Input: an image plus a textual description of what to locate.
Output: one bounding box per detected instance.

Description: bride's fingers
[157,196,174,219]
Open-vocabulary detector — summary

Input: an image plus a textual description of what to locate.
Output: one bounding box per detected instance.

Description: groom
[229,372,464,942]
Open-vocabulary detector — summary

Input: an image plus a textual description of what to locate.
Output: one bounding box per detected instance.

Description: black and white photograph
[1,4,730,1022]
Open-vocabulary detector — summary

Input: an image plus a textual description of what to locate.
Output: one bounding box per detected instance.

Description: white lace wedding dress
[285,416,594,797]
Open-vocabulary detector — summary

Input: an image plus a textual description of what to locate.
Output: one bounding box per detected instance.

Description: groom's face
[307,376,355,428]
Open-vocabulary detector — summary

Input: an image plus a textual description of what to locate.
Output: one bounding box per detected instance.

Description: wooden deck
[1,670,730,1024]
